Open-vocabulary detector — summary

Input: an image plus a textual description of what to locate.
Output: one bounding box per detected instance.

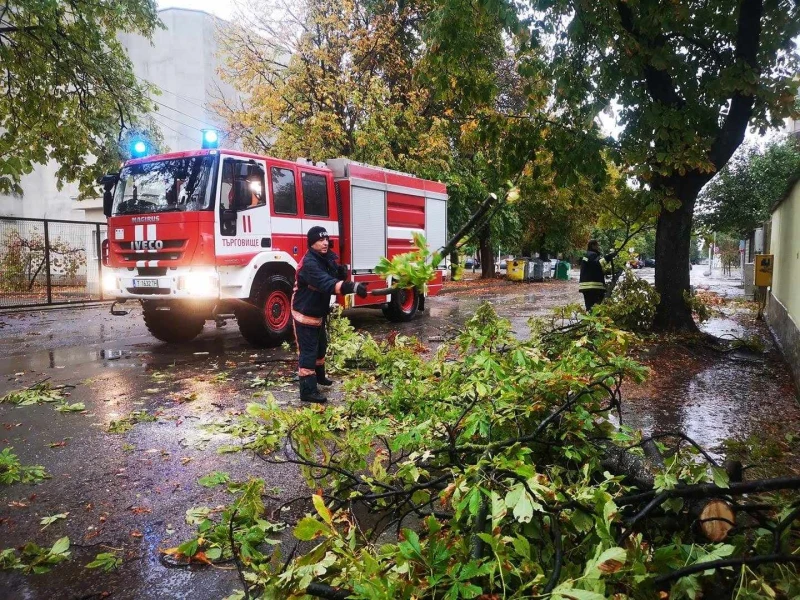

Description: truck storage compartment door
[425,196,447,260]
[351,184,386,272]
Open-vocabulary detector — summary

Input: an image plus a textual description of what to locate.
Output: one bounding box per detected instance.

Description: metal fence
[0,216,108,309]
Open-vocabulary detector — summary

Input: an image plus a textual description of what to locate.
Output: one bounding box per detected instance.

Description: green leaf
[512,535,531,559]
[312,494,332,525]
[86,551,121,572]
[294,517,329,541]
[50,537,70,556]
[710,466,730,489]
[55,402,85,413]
[185,507,212,525]
[40,513,68,529]
[205,547,222,561]
[177,539,198,557]
[588,546,627,577]
[197,471,230,488]
[552,586,607,600]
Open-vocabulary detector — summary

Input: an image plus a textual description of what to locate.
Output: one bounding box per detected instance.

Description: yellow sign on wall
[754,254,774,287]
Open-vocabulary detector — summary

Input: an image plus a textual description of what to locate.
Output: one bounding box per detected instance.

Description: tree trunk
[479,229,495,278]
[653,176,707,331]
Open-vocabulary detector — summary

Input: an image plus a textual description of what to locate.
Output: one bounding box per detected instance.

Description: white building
[0,8,241,223]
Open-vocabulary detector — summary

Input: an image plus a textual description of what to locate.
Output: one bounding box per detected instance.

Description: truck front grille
[126,287,172,295]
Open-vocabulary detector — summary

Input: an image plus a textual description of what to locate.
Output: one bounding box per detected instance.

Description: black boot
[299,375,327,403]
[315,366,334,386]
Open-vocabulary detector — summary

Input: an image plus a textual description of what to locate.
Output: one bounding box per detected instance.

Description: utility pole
[703,233,715,277]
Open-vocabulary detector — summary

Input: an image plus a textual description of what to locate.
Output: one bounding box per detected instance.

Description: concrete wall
[118,8,239,154]
[0,162,84,221]
[0,8,240,221]
[767,180,800,387]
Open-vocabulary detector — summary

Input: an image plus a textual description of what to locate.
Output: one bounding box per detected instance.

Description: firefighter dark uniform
[579,245,611,312]
[293,226,367,403]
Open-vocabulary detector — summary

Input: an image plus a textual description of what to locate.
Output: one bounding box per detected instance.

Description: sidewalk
[637,266,745,299]
[624,269,799,473]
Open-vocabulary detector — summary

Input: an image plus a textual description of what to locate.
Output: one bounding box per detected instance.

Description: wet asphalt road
[1,271,798,599]
[0,278,578,600]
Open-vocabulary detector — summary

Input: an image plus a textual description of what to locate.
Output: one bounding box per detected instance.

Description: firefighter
[292,226,368,403]
[578,240,615,312]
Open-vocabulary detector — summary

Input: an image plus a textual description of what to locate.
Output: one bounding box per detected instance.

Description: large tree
[217,0,542,275]
[427,0,800,329]
[0,0,161,196]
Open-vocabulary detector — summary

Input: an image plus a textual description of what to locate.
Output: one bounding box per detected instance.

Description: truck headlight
[181,273,217,296]
[102,273,118,292]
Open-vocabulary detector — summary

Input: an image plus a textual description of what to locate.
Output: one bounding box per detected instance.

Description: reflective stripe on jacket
[579,251,607,293]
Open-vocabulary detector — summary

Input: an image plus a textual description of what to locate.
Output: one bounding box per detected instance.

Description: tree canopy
[218,0,614,272]
[0,0,161,196]
[425,0,800,329]
[218,0,799,320]
[696,136,800,235]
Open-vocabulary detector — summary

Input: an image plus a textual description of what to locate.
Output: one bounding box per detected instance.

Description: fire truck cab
[102,148,448,346]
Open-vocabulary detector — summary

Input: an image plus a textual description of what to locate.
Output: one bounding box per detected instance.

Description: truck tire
[236,274,294,347]
[142,302,205,343]
[382,287,420,322]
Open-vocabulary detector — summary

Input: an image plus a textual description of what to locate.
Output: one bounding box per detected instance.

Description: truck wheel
[382,287,420,322]
[236,275,294,347]
[142,303,205,343]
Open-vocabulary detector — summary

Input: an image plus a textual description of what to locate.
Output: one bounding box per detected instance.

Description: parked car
[464,257,475,269]
[644,258,656,267]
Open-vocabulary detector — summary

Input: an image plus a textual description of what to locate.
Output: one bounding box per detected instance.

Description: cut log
[601,442,738,543]
[698,499,735,542]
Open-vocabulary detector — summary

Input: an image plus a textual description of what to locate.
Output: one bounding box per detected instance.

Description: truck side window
[219,161,234,211]
[271,167,297,214]
[301,172,329,217]
[222,158,265,211]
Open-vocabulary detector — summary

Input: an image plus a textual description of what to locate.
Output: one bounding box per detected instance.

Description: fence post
[43,220,52,305]
[95,224,103,301]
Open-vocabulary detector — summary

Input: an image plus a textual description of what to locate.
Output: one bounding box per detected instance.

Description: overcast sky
[157,0,789,146]
[158,0,235,20]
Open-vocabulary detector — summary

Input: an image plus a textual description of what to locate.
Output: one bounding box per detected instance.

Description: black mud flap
[110,301,129,316]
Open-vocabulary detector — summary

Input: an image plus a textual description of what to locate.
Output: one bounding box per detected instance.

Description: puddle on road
[623,315,798,459]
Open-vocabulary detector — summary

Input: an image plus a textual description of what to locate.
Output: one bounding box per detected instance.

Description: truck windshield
[112,156,216,215]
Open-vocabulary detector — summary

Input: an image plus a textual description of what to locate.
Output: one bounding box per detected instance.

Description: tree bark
[479,228,495,278]
[653,175,709,331]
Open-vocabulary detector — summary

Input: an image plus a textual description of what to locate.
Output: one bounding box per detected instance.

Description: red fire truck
[100,148,448,346]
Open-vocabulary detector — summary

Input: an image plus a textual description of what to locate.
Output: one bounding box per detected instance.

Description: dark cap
[307,226,329,247]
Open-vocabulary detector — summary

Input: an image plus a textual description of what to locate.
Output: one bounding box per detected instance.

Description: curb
[0,301,115,316]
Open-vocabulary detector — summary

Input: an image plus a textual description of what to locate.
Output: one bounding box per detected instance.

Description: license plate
[134,278,159,288]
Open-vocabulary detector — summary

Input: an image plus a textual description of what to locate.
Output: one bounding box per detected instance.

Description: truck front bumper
[104,267,220,300]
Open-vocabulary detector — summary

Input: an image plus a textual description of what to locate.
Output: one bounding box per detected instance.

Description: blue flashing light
[202,129,219,149]
[132,140,147,157]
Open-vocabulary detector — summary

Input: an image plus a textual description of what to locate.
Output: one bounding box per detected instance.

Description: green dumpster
[555,260,570,280]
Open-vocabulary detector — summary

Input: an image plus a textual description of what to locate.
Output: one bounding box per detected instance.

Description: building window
[271,167,297,215]
[301,172,329,217]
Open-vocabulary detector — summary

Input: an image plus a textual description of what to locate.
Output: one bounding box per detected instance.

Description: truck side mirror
[98,173,118,218]
[103,190,113,218]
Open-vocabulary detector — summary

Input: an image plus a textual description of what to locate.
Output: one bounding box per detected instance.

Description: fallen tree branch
[619,476,800,506]
[653,554,800,586]
[306,582,352,600]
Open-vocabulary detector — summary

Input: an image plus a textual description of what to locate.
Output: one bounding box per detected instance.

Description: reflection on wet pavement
[623,309,798,461]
